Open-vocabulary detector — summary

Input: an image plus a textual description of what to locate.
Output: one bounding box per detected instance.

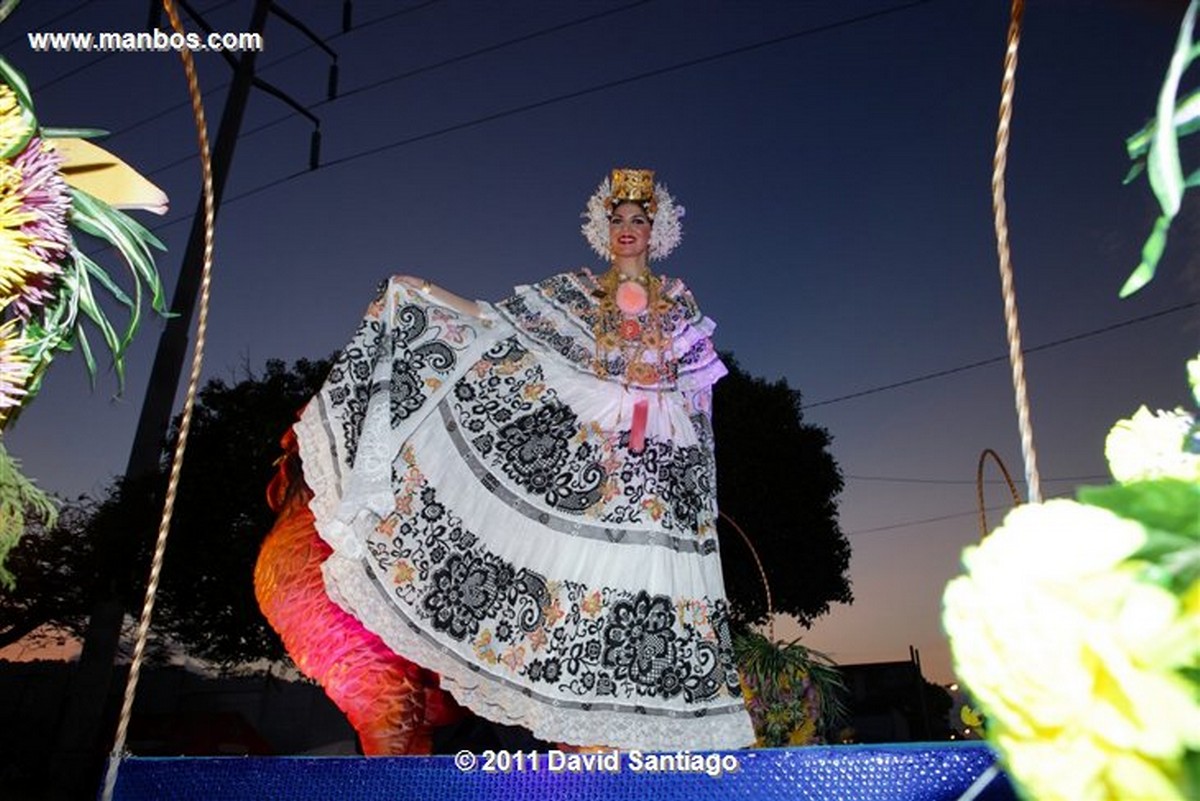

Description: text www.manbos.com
[27,29,264,53]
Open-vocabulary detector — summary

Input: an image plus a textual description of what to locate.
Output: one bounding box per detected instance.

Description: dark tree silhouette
[0,498,96,650]
[0,359,334,666]
[712,353,852,630]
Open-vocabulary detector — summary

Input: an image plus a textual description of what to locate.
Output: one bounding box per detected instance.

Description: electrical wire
[800,299,1199,410]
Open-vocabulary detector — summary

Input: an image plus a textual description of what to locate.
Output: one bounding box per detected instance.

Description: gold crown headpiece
[606,168,658,217]
[582,167,683,261]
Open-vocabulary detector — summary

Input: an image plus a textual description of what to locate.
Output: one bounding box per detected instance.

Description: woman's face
[608,201,652,261]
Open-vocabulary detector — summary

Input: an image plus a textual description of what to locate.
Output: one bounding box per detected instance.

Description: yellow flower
[542,598,564,628]
[500,645,525,672]
[392,560,415,585]
[943,500,1200,801]
[580,590,602,617]
[0,163,56,304]
[528,626,547,652]
[473,630,498,665]
[1105,405,1198,483]
[788,718,817,746]
[0,85,34,157]
[0,319,32,420]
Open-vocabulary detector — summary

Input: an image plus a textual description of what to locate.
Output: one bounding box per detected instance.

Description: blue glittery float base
[110,743,1018,800]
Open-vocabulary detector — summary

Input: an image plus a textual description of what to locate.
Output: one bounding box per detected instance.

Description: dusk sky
[4,0,1198,684]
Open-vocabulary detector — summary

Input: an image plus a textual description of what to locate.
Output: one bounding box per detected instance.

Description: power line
[138,0,652,178]
[846,505,1000,536]
[26,0,239,93]
[845,473,1107,485]
[113,0,937,224]
[211,0,938,207]
[318,0,938,171]
[802,299,1200,410]
[844,490,1071,537]
[326,0,653,105]
[102,0,446,144]
[1,0,96,50]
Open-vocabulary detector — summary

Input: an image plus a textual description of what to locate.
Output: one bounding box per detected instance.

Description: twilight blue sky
[4,0,1198,683]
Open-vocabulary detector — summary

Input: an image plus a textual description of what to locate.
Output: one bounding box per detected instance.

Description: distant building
[834,653,953,743]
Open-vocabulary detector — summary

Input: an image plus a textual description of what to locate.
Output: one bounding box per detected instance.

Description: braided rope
[976,448,1021,539]
[720,510,775,641]
[100,1,215,797]
[992,0,1042,504]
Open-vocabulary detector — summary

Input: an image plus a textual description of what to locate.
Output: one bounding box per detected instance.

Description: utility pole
[50,2,333,794]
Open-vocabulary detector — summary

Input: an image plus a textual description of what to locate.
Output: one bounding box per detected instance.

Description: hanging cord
[992,0,1041,503]
[976,448,1021,539]
[720,510,775,641]
[100,0,215,797]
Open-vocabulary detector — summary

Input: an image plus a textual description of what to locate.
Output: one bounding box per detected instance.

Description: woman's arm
[394,274,482,318]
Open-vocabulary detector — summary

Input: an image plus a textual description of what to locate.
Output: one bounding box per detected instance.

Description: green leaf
[0,56,35,112]
[0,1,22,26]
[40,127,109,140]
[69,189,168,313]
[78,251,133,309]
[73,265,124,374]
[74,326,96,387]
[1123,160,1147,185]
[1187,167,1200,188]
[1126,88,1200,160]
[75,248,142,353]
[1121,216,1169,297]
[1146,1,1197,219]
[1078,478,1200,538]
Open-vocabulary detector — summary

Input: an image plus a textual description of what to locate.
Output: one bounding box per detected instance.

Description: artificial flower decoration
[944,5,1200,795]
[1105,406,1199,483]
[944,353,1200,801]
[0,54,169,587]
[943,499,1199,800]
[734,630,847,747]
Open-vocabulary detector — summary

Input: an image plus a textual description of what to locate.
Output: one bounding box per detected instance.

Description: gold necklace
[592,267,673,385]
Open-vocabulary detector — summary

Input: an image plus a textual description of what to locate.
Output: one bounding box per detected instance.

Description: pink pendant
[629,398,649,453]
[615,281,648,314]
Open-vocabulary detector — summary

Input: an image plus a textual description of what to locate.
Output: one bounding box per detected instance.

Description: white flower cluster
[580,175,684,262]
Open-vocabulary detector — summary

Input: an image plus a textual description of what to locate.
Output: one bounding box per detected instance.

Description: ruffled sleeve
[490,270,600,378]
[664,278,727,418]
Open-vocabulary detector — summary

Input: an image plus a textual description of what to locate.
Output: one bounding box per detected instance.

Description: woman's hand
[393,274,482,318]
[394,274,431,293]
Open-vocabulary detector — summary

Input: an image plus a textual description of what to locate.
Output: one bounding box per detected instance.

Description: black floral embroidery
[365,476,740,706]
[494,271,709,388]
[497,403,573,488]
[388,304,458,428]
[602,592,680,694]
[448,340,716,534]
[659,445,711,533]
[325,318,383,463]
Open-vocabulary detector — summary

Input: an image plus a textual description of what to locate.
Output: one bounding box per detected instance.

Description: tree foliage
[713,354,852,629]
[0,358,331,666]
[0,497,95,650]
